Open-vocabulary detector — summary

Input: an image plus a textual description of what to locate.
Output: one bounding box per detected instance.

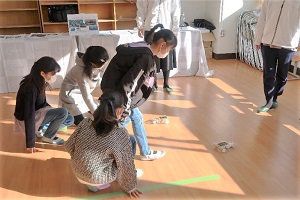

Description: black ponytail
[92,90,124,136]
[144,23,178,48]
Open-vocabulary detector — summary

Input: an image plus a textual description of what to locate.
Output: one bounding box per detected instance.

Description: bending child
[59,46,109,125]
[65,90,143,198]
[101,24,177,160]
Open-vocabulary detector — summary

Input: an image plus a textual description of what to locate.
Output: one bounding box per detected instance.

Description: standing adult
[255,0,300,113]
[136,0,181,93]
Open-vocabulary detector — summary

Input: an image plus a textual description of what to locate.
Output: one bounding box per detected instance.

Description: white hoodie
[136,0,181,34]
[255,0,300,49]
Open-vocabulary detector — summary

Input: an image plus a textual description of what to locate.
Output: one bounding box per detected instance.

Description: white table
[77,29,212,78]
[0,34,77,93]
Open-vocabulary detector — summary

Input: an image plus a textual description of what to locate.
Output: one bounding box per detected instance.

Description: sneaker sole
[140,151,166,161]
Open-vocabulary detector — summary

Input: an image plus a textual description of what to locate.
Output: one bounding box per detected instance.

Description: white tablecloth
[77,29,212,78]
[0,34,77,93]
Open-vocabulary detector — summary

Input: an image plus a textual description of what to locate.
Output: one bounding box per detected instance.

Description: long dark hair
[82,46,109,79]
[144,24,178,48]
[20,56,61,93]
[92,90,124,136]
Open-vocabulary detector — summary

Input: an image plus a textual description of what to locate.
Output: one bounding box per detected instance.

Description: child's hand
[128,189,143,198]
[26,147,36,153]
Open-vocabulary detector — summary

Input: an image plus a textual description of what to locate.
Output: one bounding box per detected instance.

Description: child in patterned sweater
[65,90,143,198]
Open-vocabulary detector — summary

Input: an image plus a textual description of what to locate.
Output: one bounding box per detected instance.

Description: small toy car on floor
[214,141,235,152]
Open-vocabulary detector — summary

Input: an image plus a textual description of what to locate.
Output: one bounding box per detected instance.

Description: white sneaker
[42,136,64,145]
[140,150,166,161]
[136,169,144,178]
[36,129,44,138]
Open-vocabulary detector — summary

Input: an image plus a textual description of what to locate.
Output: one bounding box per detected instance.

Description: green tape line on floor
[76,174,220,200]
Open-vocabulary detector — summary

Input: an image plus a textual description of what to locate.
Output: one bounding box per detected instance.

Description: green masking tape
[76,174,220,200]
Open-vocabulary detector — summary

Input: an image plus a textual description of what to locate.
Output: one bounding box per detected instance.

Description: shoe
[42,136,64,145]
[271,101,279,109]
[86,183,110,192]
[36,129,45,138]
[163,85,173,93]
[58,126,68,132]
[140,150,166,161]
[151,86,158,93]
[205,70,215,77]
[257,106,270,113]
[136,169,144,178]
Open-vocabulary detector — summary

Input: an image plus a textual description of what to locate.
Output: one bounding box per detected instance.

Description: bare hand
[256,45,261,50]
[138,29,144,38]
[26,147,36,153]
[129,189,143,198]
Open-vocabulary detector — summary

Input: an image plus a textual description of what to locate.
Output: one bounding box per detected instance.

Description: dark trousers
[261,45,295,103]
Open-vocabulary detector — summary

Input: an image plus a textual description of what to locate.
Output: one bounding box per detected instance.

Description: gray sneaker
[42,136,64,145]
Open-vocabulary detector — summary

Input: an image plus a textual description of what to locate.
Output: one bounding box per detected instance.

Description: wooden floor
[0,59,299,200]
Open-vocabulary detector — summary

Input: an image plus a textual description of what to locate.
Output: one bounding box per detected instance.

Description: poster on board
[67,14,99,35]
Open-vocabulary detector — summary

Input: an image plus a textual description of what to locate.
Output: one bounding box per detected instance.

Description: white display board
[67,14,99,36]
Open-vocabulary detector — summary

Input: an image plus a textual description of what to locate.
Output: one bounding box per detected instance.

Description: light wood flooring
[0,59,299,200]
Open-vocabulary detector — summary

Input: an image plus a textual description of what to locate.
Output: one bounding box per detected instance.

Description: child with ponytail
[65,90,143,198]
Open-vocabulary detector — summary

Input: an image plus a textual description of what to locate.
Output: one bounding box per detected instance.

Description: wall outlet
[220,30,225,37]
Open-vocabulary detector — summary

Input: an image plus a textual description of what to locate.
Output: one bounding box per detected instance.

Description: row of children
[13,24,177,197]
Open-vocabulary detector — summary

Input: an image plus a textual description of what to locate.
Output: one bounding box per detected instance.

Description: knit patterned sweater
[65,118,137,193]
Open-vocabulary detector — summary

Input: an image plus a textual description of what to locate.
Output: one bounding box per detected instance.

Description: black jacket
[101,43,156,115]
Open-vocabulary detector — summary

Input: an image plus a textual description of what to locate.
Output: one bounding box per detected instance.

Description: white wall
[180,0,207,26]
[181,0,261,55]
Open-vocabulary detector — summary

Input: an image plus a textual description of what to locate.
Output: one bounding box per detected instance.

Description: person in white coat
[255,0,300,113]
[59,46,109,125]
[136,0,181,93]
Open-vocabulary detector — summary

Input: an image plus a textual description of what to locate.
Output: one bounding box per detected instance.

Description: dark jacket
[101,43,156,115]
[14,82,50,148]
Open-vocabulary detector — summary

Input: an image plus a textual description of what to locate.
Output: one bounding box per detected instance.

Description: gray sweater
[59,53,100,116]
[64,118,137,193]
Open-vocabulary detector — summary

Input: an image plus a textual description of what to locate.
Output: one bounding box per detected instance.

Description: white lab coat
[255,0,300,49]
[136,0,181,34]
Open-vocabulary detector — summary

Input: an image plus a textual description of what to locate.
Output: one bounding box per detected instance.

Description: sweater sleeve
[113,129,137,193]
[65,121,82,156]
[23,87,38,148]
[136,0,148,29]
[255,0,267,46]
[75,72,98,113]
[171,0,181,35]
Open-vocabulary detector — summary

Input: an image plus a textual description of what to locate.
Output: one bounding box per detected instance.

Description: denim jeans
[122,107,150,156]
[129,135,136,156]
[40,107,74,139]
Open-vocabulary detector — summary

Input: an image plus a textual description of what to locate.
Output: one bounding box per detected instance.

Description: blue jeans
[122,107,150,156]
[129,135,136,156]
[40,108,74,139]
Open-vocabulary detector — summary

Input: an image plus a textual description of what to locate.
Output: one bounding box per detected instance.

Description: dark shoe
[163,85,173,93]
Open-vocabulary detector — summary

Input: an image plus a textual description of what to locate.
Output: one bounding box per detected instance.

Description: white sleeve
[171,0,181,35]
[136,0,148,29]
[254,0,268,46]
[75,73,98,113]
